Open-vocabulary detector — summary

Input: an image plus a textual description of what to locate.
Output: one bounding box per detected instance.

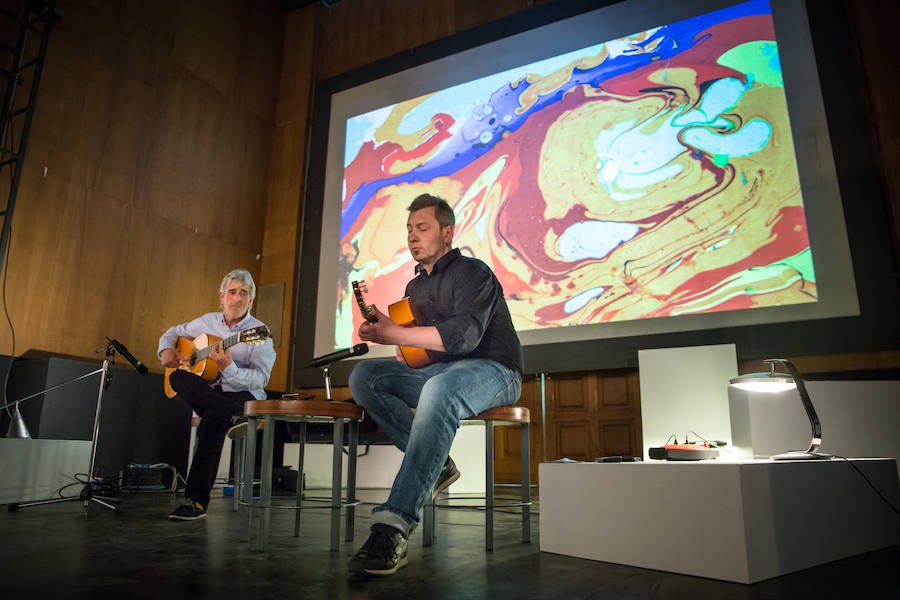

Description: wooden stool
[237,399,364,551]
[422,405,531,550]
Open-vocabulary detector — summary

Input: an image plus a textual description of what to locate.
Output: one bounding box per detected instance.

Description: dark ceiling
[274,0,341,11]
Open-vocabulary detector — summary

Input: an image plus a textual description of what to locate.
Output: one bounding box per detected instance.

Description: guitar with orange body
[351,280,431,368]
[163,325,270,398]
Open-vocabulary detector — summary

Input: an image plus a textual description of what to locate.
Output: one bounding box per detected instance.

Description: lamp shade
[5,405,32,439]
[730,371,796,393]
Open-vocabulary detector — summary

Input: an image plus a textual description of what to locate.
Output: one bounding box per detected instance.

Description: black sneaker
[168,498,207,521]
[227,416,264,440]
[432,458,460,499]
[227,416,248,440]
[348,524,409,576]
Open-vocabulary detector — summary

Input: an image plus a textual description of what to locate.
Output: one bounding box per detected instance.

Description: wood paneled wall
[0,0,283,377]
[314,0,550,81]
[3,0,898,398]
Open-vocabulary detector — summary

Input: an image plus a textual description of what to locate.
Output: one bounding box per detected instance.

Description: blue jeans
[348,357,522,535]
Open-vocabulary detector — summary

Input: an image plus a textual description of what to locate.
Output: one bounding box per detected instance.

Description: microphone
[107,337,148,375]
[310,343,369,368]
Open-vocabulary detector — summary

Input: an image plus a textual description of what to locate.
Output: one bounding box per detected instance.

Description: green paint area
[718,41,783,88]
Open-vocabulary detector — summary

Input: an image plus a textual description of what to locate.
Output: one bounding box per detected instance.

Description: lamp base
[770,450,833,461]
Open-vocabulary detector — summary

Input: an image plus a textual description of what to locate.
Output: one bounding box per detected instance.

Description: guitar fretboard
[193,332,241,360]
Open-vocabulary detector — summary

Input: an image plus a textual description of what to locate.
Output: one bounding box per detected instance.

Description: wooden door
[543,369,642,463]
[493,369,642,485]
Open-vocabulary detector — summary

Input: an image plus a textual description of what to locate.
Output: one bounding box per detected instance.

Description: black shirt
[405,248,524,374]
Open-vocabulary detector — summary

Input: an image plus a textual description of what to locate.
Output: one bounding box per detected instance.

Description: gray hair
[220,269,256,300]
[408,194,455,229]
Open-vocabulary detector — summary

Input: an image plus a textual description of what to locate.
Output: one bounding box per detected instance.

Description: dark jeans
[169,370,252,507]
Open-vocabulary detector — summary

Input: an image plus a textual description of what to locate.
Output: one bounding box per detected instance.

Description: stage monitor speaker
[1,351,191,478]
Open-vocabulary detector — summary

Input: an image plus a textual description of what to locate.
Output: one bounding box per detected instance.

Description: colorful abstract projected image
[335,0,815,349]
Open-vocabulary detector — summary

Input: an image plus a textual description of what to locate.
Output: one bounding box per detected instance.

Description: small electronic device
[648,444,719,461]
[122,463,178,491]
[595,456,642,463]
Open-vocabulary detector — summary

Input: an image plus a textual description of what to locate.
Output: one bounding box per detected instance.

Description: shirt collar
[415,248,460,277]
[220,311,253,330]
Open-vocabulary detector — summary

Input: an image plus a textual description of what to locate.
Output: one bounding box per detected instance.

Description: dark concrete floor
[1,488,898,599]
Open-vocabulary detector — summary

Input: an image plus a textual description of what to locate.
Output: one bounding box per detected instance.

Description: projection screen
[303,0,859,376]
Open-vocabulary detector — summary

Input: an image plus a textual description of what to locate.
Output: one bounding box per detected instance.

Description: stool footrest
[431,498,533,510]
[239,499,361,510]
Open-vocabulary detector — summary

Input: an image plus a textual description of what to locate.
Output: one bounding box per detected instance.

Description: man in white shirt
[158,269,275,520]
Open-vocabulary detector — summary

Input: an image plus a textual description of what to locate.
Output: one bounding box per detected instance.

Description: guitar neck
[194,332,242,360]
[352,281,378,323]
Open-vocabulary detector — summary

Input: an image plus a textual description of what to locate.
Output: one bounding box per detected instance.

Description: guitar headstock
[351,280,378,323]
[240,325,271,345]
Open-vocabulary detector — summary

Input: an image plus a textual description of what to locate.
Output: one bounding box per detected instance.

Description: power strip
[648,444,719,461]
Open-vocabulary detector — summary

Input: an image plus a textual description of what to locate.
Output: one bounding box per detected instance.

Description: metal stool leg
[329,417,345,551]
[257,415,276,552]
[345,419,359,543]
[232,437,244,512]
[294,422,307,537]
[423,495,435,546]
[485,420,495,551]
[521,420,531,543]
[239,416,258,543]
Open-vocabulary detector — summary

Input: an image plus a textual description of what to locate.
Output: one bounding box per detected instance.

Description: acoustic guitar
[351,280,431,368]
[163,325,270,398]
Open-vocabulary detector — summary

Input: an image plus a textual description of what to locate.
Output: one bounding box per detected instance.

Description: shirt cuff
[221,361,238,379]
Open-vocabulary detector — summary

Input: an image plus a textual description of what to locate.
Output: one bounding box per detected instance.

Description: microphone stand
[321,365,333,400]
[309,343,369,401]
[6,343,122,514]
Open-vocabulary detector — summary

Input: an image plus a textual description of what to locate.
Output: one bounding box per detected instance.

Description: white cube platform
[539,459,900,583]
[0,439,92,504]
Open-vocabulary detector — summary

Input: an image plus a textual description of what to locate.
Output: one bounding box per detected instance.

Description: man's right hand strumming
[160,347,181,369]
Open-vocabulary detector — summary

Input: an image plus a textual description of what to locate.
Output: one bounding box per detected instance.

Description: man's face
[407,206,452,271]
[220,279,252,323]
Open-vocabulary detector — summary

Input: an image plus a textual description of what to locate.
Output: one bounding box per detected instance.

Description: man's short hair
[220,269,256,300]
[408,194,455,229]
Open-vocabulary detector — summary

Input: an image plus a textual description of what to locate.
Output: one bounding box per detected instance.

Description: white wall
[215,420,489,494]
[638,344,738,458]
[729,379,900,476]
[281,422,487,493]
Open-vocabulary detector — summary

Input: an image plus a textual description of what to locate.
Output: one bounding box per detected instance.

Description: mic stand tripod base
[8,481,121,514]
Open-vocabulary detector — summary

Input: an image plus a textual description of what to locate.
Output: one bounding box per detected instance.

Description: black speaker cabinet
[1,351,191,478]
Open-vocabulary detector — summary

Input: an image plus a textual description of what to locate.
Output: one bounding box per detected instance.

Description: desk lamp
[729,358,830,460]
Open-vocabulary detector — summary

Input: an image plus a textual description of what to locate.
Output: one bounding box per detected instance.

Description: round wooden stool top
[464,405,530,423]
[244,399,363,420]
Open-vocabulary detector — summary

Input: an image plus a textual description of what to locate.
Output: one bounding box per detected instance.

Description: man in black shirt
[347,194,523,576]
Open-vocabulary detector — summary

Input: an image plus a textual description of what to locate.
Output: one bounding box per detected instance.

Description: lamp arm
[0,366,105,413]
[779,359,822,453]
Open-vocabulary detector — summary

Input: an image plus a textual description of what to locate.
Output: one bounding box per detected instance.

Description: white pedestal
[539,459,900,583]
[0,439,92,504]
